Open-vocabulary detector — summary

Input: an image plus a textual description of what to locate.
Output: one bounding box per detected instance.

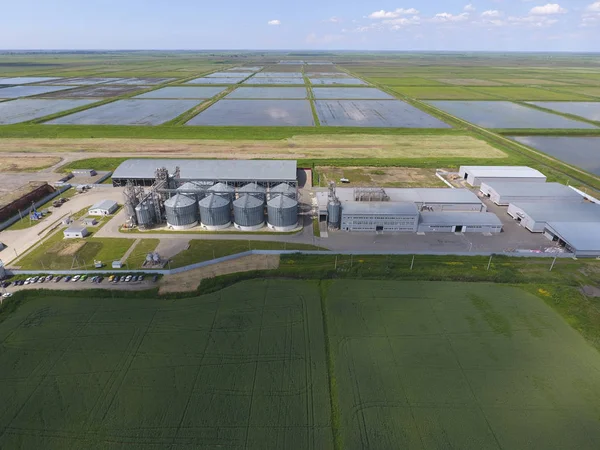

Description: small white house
[112,261,123,269]
[82,217,98,226]
[64,225,89,239]
[89,199,118,216]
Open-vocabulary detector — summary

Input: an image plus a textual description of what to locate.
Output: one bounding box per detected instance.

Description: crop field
[48,77,126,85]
[436,78,505,86]
[243,77,306,85]
[467,87,591,101]
[46,99,200,126]
[0,85,76,99]
[255,72,303,78]
[427,101,597,129]
[0,99,96,124]
[365,77,446,86]
[309,77,366,86]
[135,86,226,99]
[0,280,333,449]
[315,100,451,128]
[186,77,245,85]
[39,85,145,98]
[511,136,600,176]
[112,77,175,85]
[312,87,394,100]
[326,280,600,450]
[389,86,497,100]
[187,99,315,127]
[206,71,256,78]
[528,102,600,122]
[226,87,308,99]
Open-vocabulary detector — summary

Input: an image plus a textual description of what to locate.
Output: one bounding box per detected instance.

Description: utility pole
[350,254,353,268]
[487,255,493,271]
[410,255,415,270]
[550,255,558,272]
[334,255,338,270]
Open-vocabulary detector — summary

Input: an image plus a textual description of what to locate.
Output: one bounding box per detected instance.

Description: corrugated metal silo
[233,195,265,231]
[199,193,231,230]
[135,201,154,228]
[269,183,296,200]
[267,195,298,231]
[327,198,341,229]
[164,194,199,230]
[177,181,207,201]
[208,182,235,201]
[238,182,266,201]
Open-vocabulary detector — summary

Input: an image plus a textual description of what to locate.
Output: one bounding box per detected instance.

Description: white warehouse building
[341,202,419,232]
[63,225,89,239]
[459,166,546,187]
[480,181,583,206]
[418,212,503,234]
[543,222,600,258]
[89,199,118,216]
[507,202,600,232]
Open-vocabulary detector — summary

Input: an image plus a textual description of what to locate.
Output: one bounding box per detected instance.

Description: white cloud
[368,8,419,19]
[431,12,470,22]
[481,10,501,17]
[507,15,558,27]
[383,15,422,29]
[586,2,600,12]
[464,4,476,12]
[529,4,567,15]
[267,19,281,26]
[326,17,342,23]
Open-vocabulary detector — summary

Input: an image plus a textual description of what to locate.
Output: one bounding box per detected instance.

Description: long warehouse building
[544,222,600,258]
[480,181,583,206]
[459,166,546,187]
[507,201,600,232]
[112,159,298,187]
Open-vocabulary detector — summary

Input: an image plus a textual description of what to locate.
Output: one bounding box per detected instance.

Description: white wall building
[507,202,600,232]
[341,202,419,232]
[418,212,503,234]
[544,222,600,258]
[480,181,582,206]
[459,166,546,187]
[63,225,89,239]
[89,199,118,216]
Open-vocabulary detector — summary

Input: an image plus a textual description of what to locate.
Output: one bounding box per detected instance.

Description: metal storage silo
[199,193,231,230]
[233,195,265,231]
[238,182,266,201]
[269,183,296,200]
[135,201,154,229]
[327,198,341,229]
[177,181,207,201]
[208,182,235,201]
[164,194,199,230]
[267,195,298,232]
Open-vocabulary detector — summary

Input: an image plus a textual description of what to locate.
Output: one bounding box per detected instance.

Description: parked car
[138,275,144,282]
[55,276,62,282]
[46,275,53,281]
[1,281,10,288]
[90,276,97,283]
[80,275,87,282]
[125,275,132,282]
[2,292,12,299]
[152,275,158,283]
[72,275,80,281]
[96,276,104,283]
[64,276,72,282]
[32,276,39,283]
[38,278,45,283]
[113,276,120,283]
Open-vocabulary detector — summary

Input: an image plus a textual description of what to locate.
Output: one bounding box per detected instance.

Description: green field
[389,86,498,100]
[1,279,600,448]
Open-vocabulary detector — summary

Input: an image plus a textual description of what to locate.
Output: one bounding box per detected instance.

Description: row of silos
[176,181,294,201]
[163,192,298,231]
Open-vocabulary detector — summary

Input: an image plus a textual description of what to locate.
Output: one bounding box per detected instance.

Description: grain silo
[135,201,155,229]
[233,194,265,231]
[269,183,296,200]
[267,195,298,231]
[177,181,208,201]
[327,198,341,229]
[199,193,231,230]
[208,182,235,201]
[164,194,199,230]
[238,182,266,201]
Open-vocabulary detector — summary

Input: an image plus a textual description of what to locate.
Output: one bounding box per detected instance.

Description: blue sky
[2,1,600,51]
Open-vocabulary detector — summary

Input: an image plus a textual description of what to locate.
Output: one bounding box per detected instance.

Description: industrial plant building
[459,166,546,187]
[480,181,582,206]
[63,225,89,239]
[418,212,502,234]
[507,202,600,233]
[340,202,419,232]
[543,222,600,258]
[89,199,118,216]
[112,159,298,188]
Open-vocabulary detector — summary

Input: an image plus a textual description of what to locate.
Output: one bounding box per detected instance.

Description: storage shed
[507,202,600,232]
[544,222,600,258]
[341,202,419,232]
[459,166,546,187]
[63,225,89,239]
[89,199,118,216]
[480,182,582,206]
[82,218,98,226]
[418,212,502,233]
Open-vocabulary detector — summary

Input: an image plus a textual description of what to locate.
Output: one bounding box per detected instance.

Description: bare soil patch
[1,156,62,172]
[0,135,507,160]
[317,166,446,187]
[57,241,86,256]
[159,254,280,294]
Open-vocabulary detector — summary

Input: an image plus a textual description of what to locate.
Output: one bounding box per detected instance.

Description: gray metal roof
[482,182,582,198]
[271,183,296,194]
[510,201,600,222]
[342,201,419,216]
[239,182,266,193]
[164,194,196,208]
[90,199,117,210]
[177,181,206,191]
[419,212,502,226]
[460,166,546,179]
[112,159,297,182]
[234,194,264,208]
[267,194,298,208]
[199,193,230,208]
[330,188,481,204]
[546,222,600,251]
[65,225,88,233]
[209,182,235,193]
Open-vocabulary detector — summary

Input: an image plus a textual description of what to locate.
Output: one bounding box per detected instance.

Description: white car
[72,275,81,281]
[2,292,12,298]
